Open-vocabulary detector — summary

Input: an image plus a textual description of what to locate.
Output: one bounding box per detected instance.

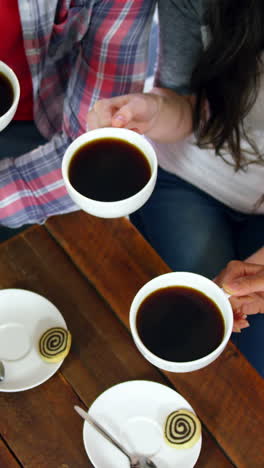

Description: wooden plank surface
[0,225,232,468]
[46,211,264,468]
[0,375,91,468]
[0,438,21,468]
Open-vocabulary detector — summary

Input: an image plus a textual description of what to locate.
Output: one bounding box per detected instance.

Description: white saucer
[0,289,67,392]
[83,380,202,468]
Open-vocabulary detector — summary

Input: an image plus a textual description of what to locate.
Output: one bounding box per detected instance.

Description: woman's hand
[87,88,194,142]
[215,260,264,332]
[87,92,162,135]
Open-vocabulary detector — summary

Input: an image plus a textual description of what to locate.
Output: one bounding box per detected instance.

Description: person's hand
[87,88,195,143]
[215,260,264,332]
[87,92,161,135]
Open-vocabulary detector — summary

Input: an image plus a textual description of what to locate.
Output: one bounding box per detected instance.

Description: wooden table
[0,211,263,468]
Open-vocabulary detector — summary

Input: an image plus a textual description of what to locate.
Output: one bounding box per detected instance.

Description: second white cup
[130,272,234,373]
[62,127,157,218]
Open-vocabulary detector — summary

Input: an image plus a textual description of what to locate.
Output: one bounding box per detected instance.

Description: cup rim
[0,60,20,121]
[129,271,234,369]
[61,128,158,207]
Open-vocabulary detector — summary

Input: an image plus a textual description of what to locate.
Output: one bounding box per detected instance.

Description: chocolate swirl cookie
[164,409,201,449]
[39,327,71,363]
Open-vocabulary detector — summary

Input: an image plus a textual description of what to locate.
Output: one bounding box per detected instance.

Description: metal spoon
[0,360,5,381]
[74,405,157,468]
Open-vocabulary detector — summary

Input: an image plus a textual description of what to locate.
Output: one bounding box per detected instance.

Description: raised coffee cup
[129,272,233,373]
[61,127,157,218]
[0,61,20,132]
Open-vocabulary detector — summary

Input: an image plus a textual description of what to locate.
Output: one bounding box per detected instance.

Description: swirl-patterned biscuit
[164,409,201,449]
[39,327,71,363]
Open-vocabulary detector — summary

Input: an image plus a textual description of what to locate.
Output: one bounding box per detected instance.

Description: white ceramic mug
[61,127,157,218]
[129,272,234,373]
[0,61,20,132]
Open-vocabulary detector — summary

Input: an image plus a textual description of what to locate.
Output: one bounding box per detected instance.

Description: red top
[0,1,33,120]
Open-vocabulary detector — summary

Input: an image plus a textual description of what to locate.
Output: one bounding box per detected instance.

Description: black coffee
[68,137,151,202]
[136,286,225,362]
[0,72,14,116]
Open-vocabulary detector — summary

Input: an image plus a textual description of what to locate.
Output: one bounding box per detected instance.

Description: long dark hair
[191,0,264,171]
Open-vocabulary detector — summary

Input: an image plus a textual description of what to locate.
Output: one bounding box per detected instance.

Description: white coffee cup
[0,61,20,132]
[61,127,157,218]
[130,272,234,373]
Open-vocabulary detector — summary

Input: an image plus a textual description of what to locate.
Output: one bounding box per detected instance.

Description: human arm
[0,0,155,228]
[87,88,195,142]
[87,0,203,142]
[214,247,264,332]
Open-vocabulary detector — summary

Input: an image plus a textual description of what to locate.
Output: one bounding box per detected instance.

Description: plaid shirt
[0,0,156,227]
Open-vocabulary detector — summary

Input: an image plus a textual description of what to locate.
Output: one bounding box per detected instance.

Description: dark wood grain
[46,211,264,468]
[0,224,232,467]
[0,438,21,468]
[195,435,234,468]
[0,374,91,468]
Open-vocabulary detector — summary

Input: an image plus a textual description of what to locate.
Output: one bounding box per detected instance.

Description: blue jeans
[0,121,47,241]
[131,167,264,377]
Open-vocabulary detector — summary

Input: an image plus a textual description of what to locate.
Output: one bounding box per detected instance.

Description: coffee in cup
[130,272,233,373]
[62,128,157,218]
[0,61,20,131]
